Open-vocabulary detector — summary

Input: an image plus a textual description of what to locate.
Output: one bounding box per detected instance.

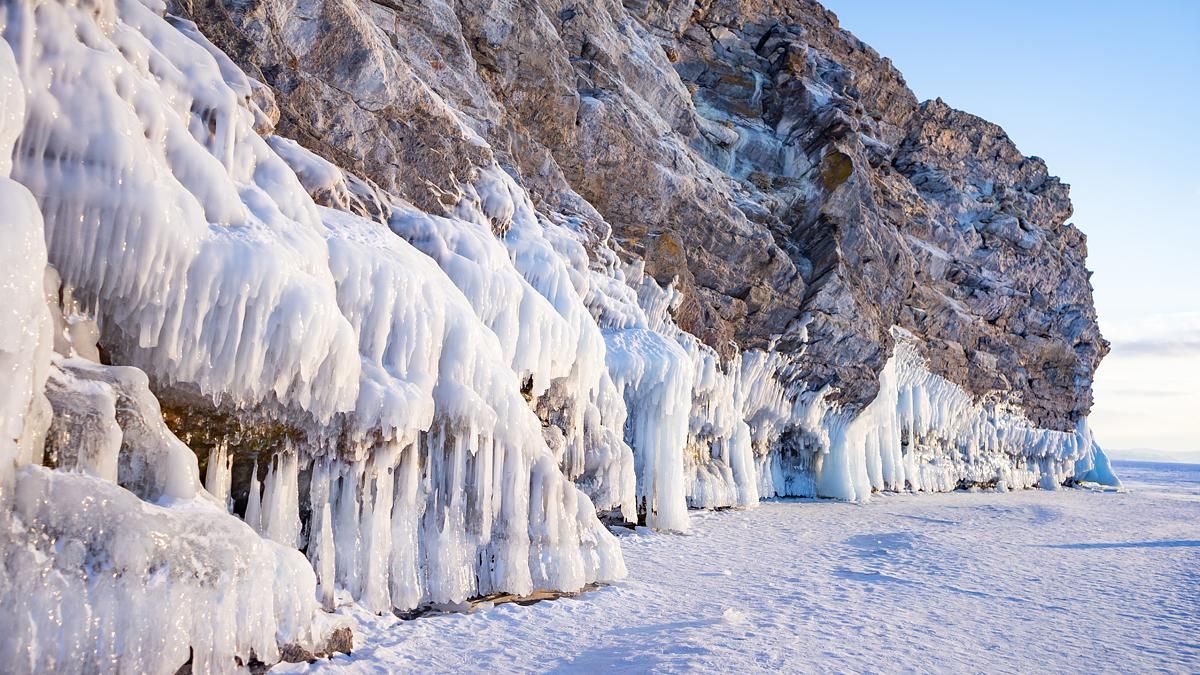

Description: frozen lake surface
[280,461,1199,673]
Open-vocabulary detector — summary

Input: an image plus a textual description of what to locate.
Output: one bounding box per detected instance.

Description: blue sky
[820,0,1199,456]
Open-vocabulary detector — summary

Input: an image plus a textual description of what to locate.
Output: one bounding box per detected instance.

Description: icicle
[205,440,233,511]
[306,458,337,611]
[262,451,302,548]
[389,443,423,611]
[245,461,263,534]
[605,328,693,531]
[314,504,337,611]
[333,462,363,598]
[360,444,399,613]
[421,426,480,603]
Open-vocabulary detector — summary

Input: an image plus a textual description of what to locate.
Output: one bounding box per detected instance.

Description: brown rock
[173,0,1105,429]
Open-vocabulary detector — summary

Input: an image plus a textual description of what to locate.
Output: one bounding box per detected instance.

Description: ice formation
[0,23,330,671]
[760,330,1121,502]
[0,0,1118,671]
[0,0,622,669]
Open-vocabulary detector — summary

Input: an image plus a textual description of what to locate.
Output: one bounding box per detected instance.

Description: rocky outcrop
[175,0,1104,430]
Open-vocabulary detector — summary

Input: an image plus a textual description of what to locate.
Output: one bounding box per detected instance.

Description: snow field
[285,462,1197,673]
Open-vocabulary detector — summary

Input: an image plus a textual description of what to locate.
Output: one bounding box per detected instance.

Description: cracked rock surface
[174,0,1105,428]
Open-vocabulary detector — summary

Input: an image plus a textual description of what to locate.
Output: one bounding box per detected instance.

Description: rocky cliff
[0,0,1116,671]
[177,0,1106,428]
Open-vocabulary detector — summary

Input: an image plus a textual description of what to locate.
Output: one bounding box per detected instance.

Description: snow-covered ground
[280,461,1199,673]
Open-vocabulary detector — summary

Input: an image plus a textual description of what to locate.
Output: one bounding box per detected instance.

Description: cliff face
[177,0,1105,429]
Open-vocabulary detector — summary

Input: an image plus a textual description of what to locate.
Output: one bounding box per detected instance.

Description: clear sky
[820,0,1199,458]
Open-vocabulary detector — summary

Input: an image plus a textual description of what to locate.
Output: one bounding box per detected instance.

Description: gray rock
[172,0,1104,430]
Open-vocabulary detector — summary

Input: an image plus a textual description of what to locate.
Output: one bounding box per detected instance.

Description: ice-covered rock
[0,0,623,669]
[765,331,1119,502]
[0,0,1119,670]
[180,0,1108,435]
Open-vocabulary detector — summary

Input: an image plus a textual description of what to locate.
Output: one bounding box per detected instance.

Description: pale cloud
[1101,310,1200,358]
[1110,337,1200,358]
[1106,388,1185,399]
[1101,310,1200,345]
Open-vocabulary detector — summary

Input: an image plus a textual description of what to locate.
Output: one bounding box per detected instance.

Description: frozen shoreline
[281,461,1199,673]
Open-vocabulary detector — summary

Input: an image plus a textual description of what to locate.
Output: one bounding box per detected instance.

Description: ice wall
[0,34,51,489]
[7,0,622,594]
[271,116,785,530]
[764,331,1122,501]
[0,0,623,669]
[0,26,331,671]
[272,137,642,522]
[306,205,626,608]
[8,0,364,423]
